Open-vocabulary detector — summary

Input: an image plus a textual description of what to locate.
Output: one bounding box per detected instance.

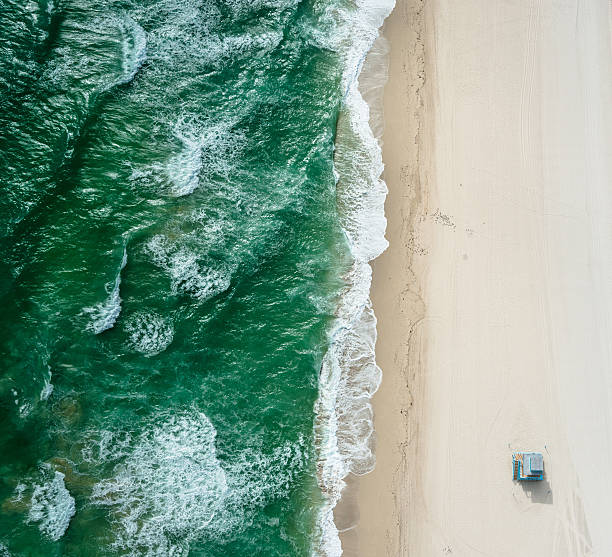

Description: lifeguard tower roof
[526,452,543,474]
[512,452,544,481]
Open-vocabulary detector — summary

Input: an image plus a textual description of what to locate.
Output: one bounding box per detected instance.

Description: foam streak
[313,1,395,554]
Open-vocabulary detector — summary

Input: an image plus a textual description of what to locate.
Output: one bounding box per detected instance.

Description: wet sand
[348,1,612,555]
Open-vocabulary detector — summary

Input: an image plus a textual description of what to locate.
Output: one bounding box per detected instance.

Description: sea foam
[146,235,231,301]
[39,365,53,401]
[92,411,227,555]
[128,116,244,198]
[166,118,242,197]
[124,311,174,356]
[313,0,395,555]
[27,466,75,542]
[90,409,306,554]
[87,245,128,334]
[116,18,147,86]
[43,15,146,95]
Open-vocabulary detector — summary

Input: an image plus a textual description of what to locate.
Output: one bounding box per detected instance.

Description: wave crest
[85,245,127,334]
[146,235,231,301]
[92,411,226,555]
[24,465,75,542]
[313,0,396,555]
[89,409,307,554]
[124,312,174,356]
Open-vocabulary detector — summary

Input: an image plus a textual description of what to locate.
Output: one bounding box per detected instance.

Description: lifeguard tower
[512,452,544,481]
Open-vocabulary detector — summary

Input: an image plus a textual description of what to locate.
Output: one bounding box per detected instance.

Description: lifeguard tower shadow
[519,469,553,504]
[512,452,553,504]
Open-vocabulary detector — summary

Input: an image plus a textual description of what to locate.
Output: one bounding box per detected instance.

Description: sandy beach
[346,0,612,555]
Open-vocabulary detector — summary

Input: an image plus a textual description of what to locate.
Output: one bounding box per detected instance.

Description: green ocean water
[0,0,393,554]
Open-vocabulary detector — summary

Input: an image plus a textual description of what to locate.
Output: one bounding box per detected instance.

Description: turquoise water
[0,0,392,554]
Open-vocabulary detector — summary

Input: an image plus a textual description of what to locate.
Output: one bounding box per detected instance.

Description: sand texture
[350,0,612,555]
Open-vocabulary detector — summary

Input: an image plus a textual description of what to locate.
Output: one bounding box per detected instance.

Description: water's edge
[314,1,395,555]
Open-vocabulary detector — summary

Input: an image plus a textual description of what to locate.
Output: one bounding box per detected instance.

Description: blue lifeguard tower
[512,452,544,481]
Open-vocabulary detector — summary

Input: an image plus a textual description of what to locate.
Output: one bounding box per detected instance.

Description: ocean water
[0,0,393,555]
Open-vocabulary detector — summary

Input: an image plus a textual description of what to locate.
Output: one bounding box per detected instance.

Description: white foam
[40,365,54,401]
[131,0,221,68]
[168,117,244,196]
[12,483,26,503]
[128,116,244,198]
[92,410,227,555]
[11,388,32,419]
[88,410,306,553]
[124,312,174,356]
[146,235,231,301]
[220,30,283,60]
[86,246,128,334]
[166,135,203,197]
[128,0,286,78]
[27,466,75,542]
[312,1,395,555]
[168,248,230,299]
[222,0,299,15]
[42,15,146,96]
[221,435,306,517]
[81,430,133,464]
[116,17,147,86]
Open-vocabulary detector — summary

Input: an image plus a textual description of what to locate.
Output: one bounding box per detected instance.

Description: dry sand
[346,0,612,555]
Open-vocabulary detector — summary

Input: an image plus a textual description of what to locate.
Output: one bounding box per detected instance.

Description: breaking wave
[43,15,146,94]
[145,235,231,301]
[129,116,244,197]
[92,411,227,555]
[124,312,174,356]
[313,0,395,555]
[86,245,128,334]
[116,18,147,87]
[24,466,75,542]
[90,409,307,555]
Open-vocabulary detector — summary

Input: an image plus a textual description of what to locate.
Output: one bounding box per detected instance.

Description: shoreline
[340,0,428,554]
[347,1,612,555]
[313,0,396,554]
